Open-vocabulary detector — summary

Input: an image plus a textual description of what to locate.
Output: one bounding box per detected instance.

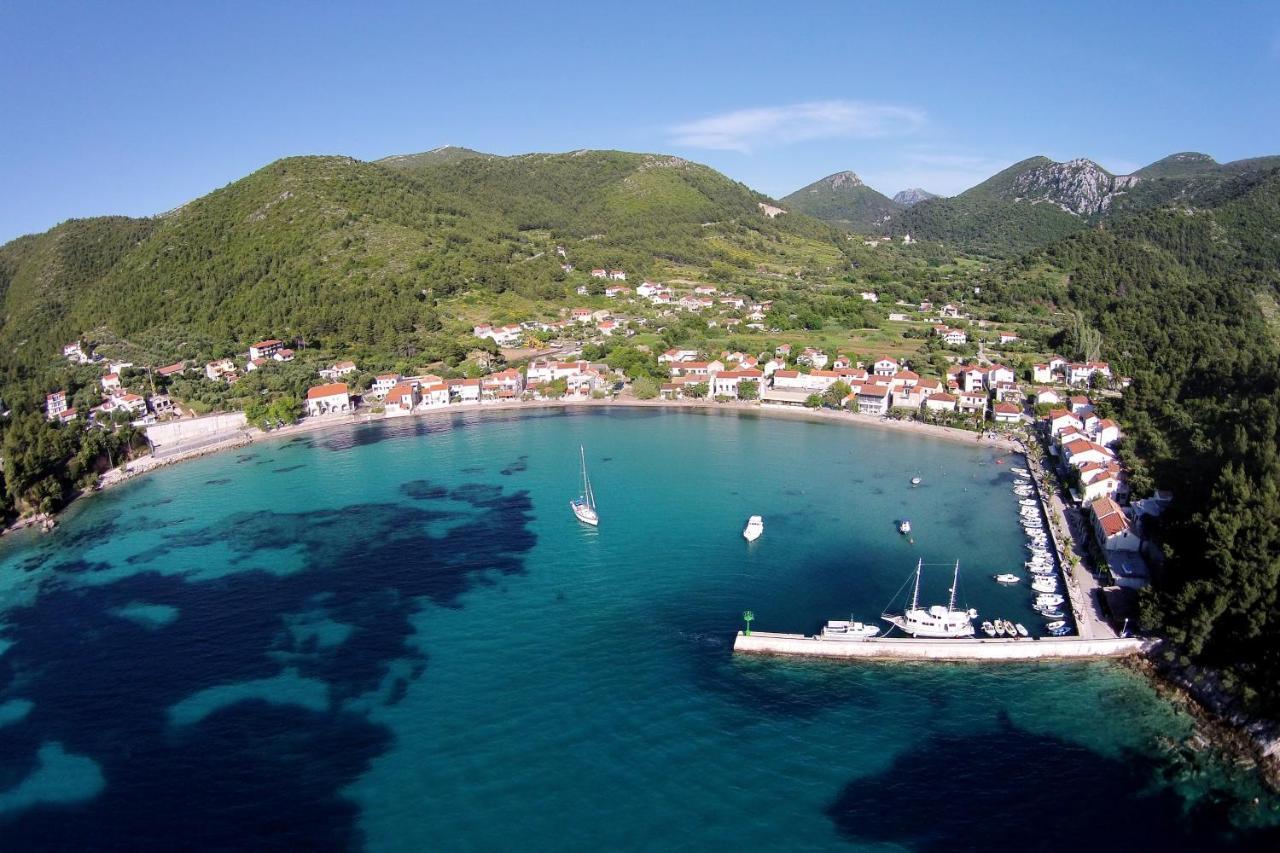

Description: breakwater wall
[733,631,1151,661]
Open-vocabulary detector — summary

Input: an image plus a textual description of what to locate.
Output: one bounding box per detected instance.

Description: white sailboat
[882,559,977,638]
[570,446,599,526]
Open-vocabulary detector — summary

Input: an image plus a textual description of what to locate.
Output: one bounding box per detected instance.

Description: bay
[0,408,1276,850]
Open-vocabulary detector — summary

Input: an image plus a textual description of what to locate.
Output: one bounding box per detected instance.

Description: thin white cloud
[669,100,925,153]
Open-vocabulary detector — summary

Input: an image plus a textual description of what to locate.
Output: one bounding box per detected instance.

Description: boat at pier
[994,573,1021,584]
[882,559,977,638]
[821,620,880,639]
[570,446,599,526]
[743,515,764,542]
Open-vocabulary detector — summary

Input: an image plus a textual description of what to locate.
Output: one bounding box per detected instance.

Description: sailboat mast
[580,446,595,508]
[911,558,922,609]
[948,560,959,611]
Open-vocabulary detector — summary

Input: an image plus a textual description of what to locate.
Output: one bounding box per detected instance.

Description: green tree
[631,377,658,400]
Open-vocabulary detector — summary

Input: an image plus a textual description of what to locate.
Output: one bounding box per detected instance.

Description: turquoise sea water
[0,408,1276,850]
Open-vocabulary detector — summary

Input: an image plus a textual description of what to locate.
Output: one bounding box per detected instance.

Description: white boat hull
[571,500,598,526]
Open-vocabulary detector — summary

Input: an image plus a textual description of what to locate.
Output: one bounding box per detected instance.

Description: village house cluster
[49,342,181,427]
[1039,390,1155,588]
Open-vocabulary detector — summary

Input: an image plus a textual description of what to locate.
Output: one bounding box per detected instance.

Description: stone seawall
[733,631,1151,661]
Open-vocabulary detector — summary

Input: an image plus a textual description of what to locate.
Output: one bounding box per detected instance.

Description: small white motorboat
[994,621,1007,636]
[899,519,912,535]
[1010,467,1030,477]
[911,476,922,486]
[981,621,996,637]
[994,574,1021,584]
[1032,579,1059,594]
[1045,620,1066,632]
[1014,623,1029,637]
[743,515,764,542]
[821,620,880,639]
[1036,594,1065,607]
[1002,620,1016,635]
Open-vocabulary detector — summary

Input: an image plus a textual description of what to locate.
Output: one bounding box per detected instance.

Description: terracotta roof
[307,382,349,400]
[994,402,1020,414]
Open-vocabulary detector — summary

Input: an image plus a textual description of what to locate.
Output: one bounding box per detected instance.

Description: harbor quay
[733,631,1151,661]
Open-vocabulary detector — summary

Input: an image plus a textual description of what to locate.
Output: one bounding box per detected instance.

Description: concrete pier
[733,631,1150,661]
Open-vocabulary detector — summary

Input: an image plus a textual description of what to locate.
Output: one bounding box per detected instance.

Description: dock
[733,631,1150,661]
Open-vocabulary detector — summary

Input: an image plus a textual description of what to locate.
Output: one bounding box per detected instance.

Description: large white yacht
[882,559,977,638]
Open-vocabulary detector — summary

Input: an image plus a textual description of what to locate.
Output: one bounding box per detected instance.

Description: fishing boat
[821,620,880,639]
[1032,579,1059,593]
[994,573,1021,584]
[743,515,764,542]
[1038,608,1066,619]
[1045,620,1066,632]
[882,559,977,638]
[1019,499,1037,507]
[1010,467,1030,477]
[1002,620,1016,635]
[911,476,922,486]
[981,621,996,637]
[993,620,1006,636]
[1035,594,1064,607]
[1015,623,1029,637]
[1049,625,1072,637]
[570,446,599,526]
[899,519,912,535]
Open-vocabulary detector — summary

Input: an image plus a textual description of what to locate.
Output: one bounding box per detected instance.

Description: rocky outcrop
[819,170,865,190]
[1010,158,1138,217]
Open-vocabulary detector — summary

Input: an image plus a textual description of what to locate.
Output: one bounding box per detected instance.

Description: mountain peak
[963,155,1129,216]
[823,171,864,189]
[893,188,939,206]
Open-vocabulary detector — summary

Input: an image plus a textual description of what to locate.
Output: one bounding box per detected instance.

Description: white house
[986,365,1015,386]
[248,339,284,361]
[604,285,631,298]
[710,369,763,399]
[383,383,419,417]
[998,332,1020,344]
[992,401,1021,423]
[608,270,626,281]
[205,359,238,383]
[590,268,608,278]
[46,390,69,420]
[1032,363,1056,383]
[371,374,400,396]
[320,360,357,381]
[1061,438,1115,469]
[1089,496,1140,551]
[925,392,957,413]
[872,357,899,377]
[957,391,987,414]
[1046,409,1083,437]
[851,384,889,415]
[101,373,122,393]
[637,281,663,298]
[658,348,699,364]
[305,383,351,417]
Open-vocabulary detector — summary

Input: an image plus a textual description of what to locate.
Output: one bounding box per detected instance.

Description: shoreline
[87,396,1020,501]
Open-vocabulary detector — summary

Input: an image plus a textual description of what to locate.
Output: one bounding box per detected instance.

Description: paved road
[1025,442,1117,640]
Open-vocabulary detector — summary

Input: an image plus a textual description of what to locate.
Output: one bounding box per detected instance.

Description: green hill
[0,150,847,378]
[780,171,902,233]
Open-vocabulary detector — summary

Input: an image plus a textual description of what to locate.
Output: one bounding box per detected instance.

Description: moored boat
[570,446,599,526]
[882,559,977,638]
[994,573,1021,584]
[821,619,880,639]
[743,515,764,542]
[1015,623,1029,637]
[981,620,996,637]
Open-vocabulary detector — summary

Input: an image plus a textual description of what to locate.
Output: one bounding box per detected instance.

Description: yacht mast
[948,560,960,611]
[911,559,922,610]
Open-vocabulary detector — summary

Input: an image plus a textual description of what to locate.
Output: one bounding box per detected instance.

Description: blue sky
[2,0,1278,242]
